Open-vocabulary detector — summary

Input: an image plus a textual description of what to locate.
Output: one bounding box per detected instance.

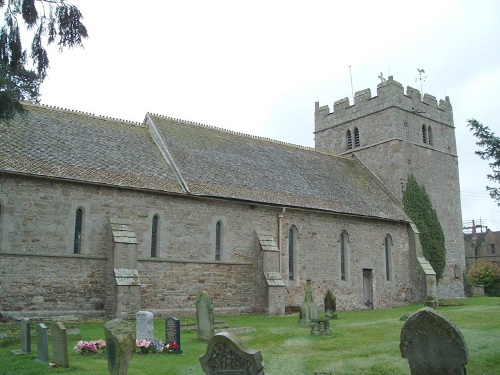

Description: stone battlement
[315,76,453,132]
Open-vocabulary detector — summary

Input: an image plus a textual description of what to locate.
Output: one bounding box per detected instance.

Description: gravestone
[196,291,214,341]
[21,318,31,353]
[199,331,264,375]
[36,323,49,362]
[135,310,154,341]
[400,307,469,375]
[324,289,337,319]
[165,317,182,354]
[299,278,318,326]
[310,318,331,336]
[52,322,69,368]
[105,318,136,375]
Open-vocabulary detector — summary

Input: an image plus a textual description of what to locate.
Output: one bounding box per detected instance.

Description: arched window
[151,214,159,258]
[346,130,353,149]
[427,126,433,146]
[340,231,349,281]
[288,225,298,281]
[385,234,393,281]
[74,208,83,254]
[422,125,427,144]
[354,127,360,147]
[215,220,222,261]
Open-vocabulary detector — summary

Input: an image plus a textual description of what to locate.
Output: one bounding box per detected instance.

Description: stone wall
[0,174,421,318]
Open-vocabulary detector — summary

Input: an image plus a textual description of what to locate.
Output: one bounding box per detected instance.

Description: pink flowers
[73,340,106,355]
[136,338,180,353]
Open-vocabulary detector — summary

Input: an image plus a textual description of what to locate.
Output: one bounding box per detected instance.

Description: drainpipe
[276,208,286,273]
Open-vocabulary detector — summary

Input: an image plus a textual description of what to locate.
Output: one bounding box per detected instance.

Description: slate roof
[0,104,183,193]
[148,114,409,221]
[0,103,409,222]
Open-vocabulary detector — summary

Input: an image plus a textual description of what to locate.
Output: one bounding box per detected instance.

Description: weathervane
[416,68,427,96]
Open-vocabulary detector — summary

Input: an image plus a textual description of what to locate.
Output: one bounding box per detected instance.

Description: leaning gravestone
[324,289,337,319]
[136,310,154,341]
[21,318,31,353]
[36,323,49,362]
[165,317,182,354]
[299,278,318,326]
[196,291,214,341]
[400,307,469,375]
[52,322,69,368]
[199,331,265,375]
[105,318,136,375]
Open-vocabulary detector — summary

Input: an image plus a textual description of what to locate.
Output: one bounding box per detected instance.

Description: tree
[403,174,446,280]
[0,0,87,121]
[467,119,500,205]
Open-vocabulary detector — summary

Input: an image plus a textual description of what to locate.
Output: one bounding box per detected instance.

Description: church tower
[314,76,465,298]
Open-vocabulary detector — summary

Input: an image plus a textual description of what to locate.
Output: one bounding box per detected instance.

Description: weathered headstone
[165,317,182,354]
[135,310,154,341]
[196,291,214,341]
[105,318,136,375]
[324,289,337,319]
[310,317,331,336]
[400,307,469,375]
[199,331,264,375]
[299,278,318,326]
[36,323,49,362]
[21,318,31,353]
[52,322,69,368]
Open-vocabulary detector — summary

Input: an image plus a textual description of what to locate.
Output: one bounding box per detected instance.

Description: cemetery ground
[1,297,499,375]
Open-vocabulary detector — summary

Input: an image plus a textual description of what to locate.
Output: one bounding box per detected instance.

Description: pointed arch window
[422,125,427,144]
[340,231,349,281]
[288,225,298,281]
[354,127,360,147]
[151,214,159,258]
[215,220,222,261]
[347,130,353,149]
[74,208,83,254]
[385,234,393,281]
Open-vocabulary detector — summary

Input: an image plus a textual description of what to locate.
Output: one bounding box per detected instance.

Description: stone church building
[0,77,466,319]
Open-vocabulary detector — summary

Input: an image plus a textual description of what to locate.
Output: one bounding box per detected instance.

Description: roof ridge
[147,112,320,152]
[27,102,144,126]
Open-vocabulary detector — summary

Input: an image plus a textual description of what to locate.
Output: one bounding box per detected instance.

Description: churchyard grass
[1,297,499,374]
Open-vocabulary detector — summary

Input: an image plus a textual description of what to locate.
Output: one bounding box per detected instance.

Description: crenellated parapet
[315,76,453,133]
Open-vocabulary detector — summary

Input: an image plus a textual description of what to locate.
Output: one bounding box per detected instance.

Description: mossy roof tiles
[0,104,183,193]
[148,114,409,221]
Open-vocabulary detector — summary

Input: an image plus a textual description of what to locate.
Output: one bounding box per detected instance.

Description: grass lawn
[1,297,499,374]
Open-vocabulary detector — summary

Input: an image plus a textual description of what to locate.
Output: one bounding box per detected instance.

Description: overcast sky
[37,0,500,230]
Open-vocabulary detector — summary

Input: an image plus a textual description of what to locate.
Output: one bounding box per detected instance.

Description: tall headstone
[52,322,69,368]
[21,318,31,353]
[199,332,264,375]
[299,278,318,326]
[135,310,154,341]
[196,291,214,341]
[324,289,337,319]
[165,317,182,354]
[105,318,136,375]
[36,323,49,362]
[400,307,469,374]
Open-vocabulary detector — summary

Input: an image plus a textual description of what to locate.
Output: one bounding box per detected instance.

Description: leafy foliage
[403,174,446,280]
[467,261,500,289]
[467,119,500,205]
[0,0,87,121]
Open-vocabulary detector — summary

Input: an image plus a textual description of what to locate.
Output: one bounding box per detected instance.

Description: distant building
[464,222,500,267]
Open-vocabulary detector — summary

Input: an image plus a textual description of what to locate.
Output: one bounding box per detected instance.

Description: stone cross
[299,278,318,326]
[105,318,136,375]
[196,291,214,341]
[36,323,49,362]
[199,331,264,375]
[400,307,469,374]
[52,322,69,368]
[135,310,154,341]
[378,72,386,83]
